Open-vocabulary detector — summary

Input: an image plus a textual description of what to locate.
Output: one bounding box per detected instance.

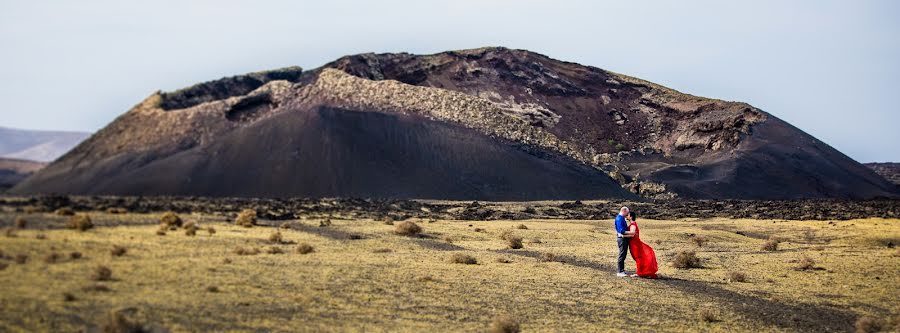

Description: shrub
[70,251,82,259]
[280,223,291,229]
[539,253,557,262]
[505,235,524,249]
[235,209,257,227]
[54,207,75,216]
[690,236,706,247]
[319,218,332,227]
[0,263,7,271]
[615,143,626,151]
[207,226,216,235]
[383,217,394,225]
[529,238,543,244]
[92,266,113,281]
[63,292,76,302]
[155,229,166,236]
[99,309,145,333]
[762,239,779,251]
[296,243,315,254]
[699,309,717,322]
[672,251,701,269]
[36,233,47,240]
[416,275,435,282]
[160,211,183,228]
[372,248,392,253]
[515,224,528,230]
[44,252,61,263]
[474,228,485,233]
[855,316,886,333]
[442,236,454,243]
[14,254,28,264]
[233,247,260,256]
[111,245,127,257]
[269,231,284,244]
[496,258,512,264]
[394,221,422,236]
[207,286,219,293]
[14,217,26,229]
[67,215,93,231]
[450,253,477,265]
[266,247,284,254]
[726,271,747,283]
[796,256,816,271]
[183,222,198,236]
[489,314,521,333]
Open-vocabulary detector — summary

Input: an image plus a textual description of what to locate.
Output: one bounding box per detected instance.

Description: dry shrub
[44,252,61,264]
[515,224,528,230]
[155,229,166,236]
[160,211,183,228]
[496,258,512,264]
[14,217,26,229]
[266,247,284,254]
[184,222,198,236]
[0,262,7,271]
[296,243,315,254]
[441,235,454,243]
[207,286,219,293]
[207,226,216,235]
[394,221,422,236]
[762,239,780,251]
[68,214,93,231]
[111,245,127,257]
[383,217,394,225]
[855,316,891,333]
[489,314,521,333]
[417,275,435,282]
[279,223,291,229]
[22,206,41,213]
[54,207,75,216]
[691,236,707,247]
[36,233,47,240]
[473,228,485,232]
[63,292,76,302]
[450,253,477,265]
[726,271,747,283]
[92,265,113,281]
[233,247,260,256]
[70,251,82,259]
[699,309,718,322]
[372,248,392,253]
[235,209,257,227]
[319,218,332,227]
[349,234,364,240]
[222,258,232,264]
[672,251,701,269]
[269,231,284,244]
[99,308,145,333]
[14,254,27,264]
[796,256,816,271]
[529,238,543,244]
[505,234,524,249]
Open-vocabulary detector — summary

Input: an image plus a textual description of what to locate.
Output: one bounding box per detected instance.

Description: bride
[624,211,658,278]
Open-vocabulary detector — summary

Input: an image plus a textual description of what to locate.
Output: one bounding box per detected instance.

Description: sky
[0,0,898,162]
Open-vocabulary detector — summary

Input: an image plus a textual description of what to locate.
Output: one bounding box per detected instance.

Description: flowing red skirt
[630,237,658,278]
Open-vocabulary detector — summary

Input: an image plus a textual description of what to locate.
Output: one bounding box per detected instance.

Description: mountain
[865,162,900,186]
[10,47,898,200]
[0,127,91,162]
[0,158,46,192]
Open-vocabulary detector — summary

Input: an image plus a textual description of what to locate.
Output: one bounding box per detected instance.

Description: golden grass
[0,212,897,332]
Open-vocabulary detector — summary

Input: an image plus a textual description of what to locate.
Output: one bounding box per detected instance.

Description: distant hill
[0,157,46,192]
[10,47,898,199]
[864,162,900,186]
[0,127,90,162]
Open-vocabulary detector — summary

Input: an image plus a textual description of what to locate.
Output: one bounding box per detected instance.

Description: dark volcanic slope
[865,162,900,186]
[11,47,897,200]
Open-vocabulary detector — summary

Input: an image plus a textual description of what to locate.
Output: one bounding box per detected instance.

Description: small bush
[691,236,706,247]
[515,224,528,230]
[0,263,7,271]
[269,231,284,244]
[233,247,260,256]
[319,218,332,227]
[762,239,780,251]
[450,253,477,265]
[70,252,82,259]
[235,209,257,227]
[14,254,27,264]
[496,258,512,264]
[99,309,145,333]
[296,243,315,254]
[266,247,284,254]
[63,292,76,302]
[441,235,454,243]
[44,252,61,264]
[207,226,216,235]
[726,271,747,283]
[505,235,524,249]
[489,315,521,333]
[796,256,816,271]
[699,309,717,323]
[67,215,93,231]
[672,251,701,269]
[111,245,127,257]
[416,275,435,282]
[36,233,47,240]
[372,248,392,253]
[14,217,26,229]
[155,229,166,236]
[54,207,75,216]
[615,143,626,151]
[185,224,197,236]
[280,223,291,229]
[473,228,485,232]
[394,221,422,236]
[855,316,886,333]
[160,211,183,228]
[92,266,113,281]
[383,217,394,225]
[529,238,543,244]
[539,253,557,262]
[207,286,219,293]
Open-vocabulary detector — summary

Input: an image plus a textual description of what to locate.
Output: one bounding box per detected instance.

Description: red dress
[629,221,658,278]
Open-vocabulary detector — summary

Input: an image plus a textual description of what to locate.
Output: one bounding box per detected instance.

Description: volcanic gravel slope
[11,47,898,199]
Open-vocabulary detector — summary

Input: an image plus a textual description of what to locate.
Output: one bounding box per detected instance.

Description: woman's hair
[629,211,637,221]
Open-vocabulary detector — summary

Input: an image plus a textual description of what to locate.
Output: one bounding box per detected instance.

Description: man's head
[619,206,629,216]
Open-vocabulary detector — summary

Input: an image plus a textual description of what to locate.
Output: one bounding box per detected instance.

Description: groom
[615,206,634,277]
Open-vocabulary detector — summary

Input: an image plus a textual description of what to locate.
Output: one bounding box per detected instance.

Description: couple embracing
[615,206,658,278]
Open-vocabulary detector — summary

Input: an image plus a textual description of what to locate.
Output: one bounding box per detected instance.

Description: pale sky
[1,0,898,162]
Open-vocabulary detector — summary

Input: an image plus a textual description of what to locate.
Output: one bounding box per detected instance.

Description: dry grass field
[0,210,897,332]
